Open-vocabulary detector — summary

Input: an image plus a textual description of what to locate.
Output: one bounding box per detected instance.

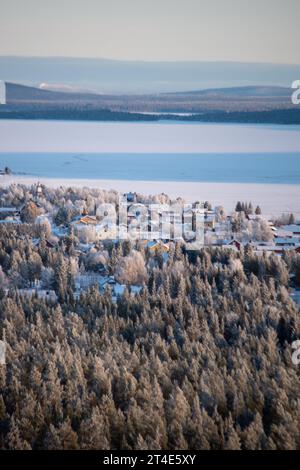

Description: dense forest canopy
[0,184,300,450]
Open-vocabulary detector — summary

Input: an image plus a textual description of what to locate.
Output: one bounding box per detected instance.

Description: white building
[0,81,6,105]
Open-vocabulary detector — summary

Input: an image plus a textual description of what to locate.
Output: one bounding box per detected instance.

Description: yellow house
[146,240,170,253]
[77,215,97,225]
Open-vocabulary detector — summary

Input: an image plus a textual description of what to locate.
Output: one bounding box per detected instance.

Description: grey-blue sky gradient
[0,0,299,63]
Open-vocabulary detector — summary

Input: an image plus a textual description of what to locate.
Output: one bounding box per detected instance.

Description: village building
[0,207,20,217]
[144,240,170,253]
[227,239,242,250]
[204,214,215,230]
[35,182,43,198]
[275,237,300,247]
[274,229,295,238]
[283,224,300,235]
[75,215,97,225]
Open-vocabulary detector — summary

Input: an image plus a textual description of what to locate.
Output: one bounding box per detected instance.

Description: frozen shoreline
[1,175,300,217]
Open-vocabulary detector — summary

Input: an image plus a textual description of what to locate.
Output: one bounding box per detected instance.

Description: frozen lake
[1,119,300,215]
[0,119,300,154]
[0,119,300,184]
[1,151,300,184]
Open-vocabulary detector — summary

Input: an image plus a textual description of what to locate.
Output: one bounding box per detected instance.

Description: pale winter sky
[0,0,299,64]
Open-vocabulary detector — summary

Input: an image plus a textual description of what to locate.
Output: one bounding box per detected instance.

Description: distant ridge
[5,82,103,103]
[5,81,293,103]
[168,86,292,98]
[1,56,300,93]
[1,82,299,124]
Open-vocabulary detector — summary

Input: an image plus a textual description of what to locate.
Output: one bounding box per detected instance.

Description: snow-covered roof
[254,245,298,252]
[283,225,300,233]
[254,245,278,251]
[275,237,299,245]
[0,207,19,212]
[114,284,126,296]
[274,229,295,238]
[0,218,20,224]
[227,239,241,245]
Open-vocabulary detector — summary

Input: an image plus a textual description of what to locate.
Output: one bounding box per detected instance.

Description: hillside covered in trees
[1,82,300,124]
[0,184,300,450]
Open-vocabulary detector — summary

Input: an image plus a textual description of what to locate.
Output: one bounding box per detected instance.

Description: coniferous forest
[0,185,300,450]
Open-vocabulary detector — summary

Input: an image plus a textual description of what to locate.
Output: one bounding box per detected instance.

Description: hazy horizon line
[1,55,300,67]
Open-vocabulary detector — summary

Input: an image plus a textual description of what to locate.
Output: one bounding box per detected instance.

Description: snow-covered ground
[1,174,300,217]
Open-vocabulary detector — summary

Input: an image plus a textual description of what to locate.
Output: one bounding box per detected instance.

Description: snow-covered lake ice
[0,120,300,154]
[0,151,300,185]
[0,120,300,184]
[1,119,300,215]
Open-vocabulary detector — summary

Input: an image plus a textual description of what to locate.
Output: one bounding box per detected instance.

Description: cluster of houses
[69,197,300,256]
[1,190,300,257]
[213,213,300,255]
[71,197,210,246]
[0,183,43,224]
[73,272,142,302]
[1,188,300,302]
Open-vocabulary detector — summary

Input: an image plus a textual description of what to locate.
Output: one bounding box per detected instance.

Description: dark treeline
[1,106,300,124]
[1,220,300,449]
[0,106,158,122]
